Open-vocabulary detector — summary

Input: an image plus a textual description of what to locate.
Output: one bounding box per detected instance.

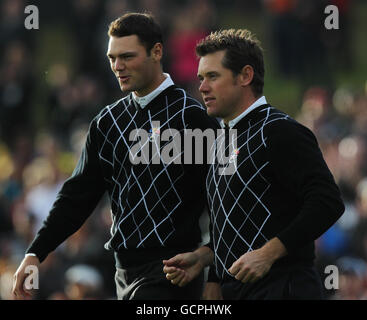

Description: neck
[134,72,166,97]
[223,93,257,124]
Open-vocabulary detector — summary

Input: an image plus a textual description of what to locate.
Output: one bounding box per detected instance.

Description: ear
[151,43,163,62]
[239,65,254,87]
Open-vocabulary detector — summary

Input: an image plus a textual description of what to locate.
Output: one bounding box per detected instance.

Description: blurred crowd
[1,0,366,299]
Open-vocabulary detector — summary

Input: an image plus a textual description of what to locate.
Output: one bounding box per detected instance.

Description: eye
[122,54,136,61]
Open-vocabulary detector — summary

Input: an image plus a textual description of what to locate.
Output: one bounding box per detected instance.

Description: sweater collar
[132,73,174,109]
[221,96,267,129]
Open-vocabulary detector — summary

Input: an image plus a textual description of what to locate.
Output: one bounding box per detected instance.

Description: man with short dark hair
[12,13,218,300]
[163,29,345,300]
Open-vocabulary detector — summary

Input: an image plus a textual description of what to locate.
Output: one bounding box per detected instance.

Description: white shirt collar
[221,96,267,128]
[132,73,174,109]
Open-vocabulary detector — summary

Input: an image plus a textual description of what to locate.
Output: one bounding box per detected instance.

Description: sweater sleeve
[266,119,345,254]
[182,103,220,176]
[26,118,106,262]
[182,102,221,283]
[203,214,221,283]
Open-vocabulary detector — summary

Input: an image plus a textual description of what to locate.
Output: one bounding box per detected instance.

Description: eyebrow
[197,71,220,79]
[107,51,137,58]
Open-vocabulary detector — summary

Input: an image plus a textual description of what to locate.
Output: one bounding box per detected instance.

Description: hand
[228,238,287,284]
[163,252,203,287]
[202,282,223,300]
[228,249,272,284]
[12,255,40,300]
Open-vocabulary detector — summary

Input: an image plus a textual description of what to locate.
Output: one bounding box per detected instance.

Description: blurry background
[1,0,367,300]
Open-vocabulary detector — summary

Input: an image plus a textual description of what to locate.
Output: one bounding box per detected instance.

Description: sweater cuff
[203,241,213,251]
[207,265,221,283]
[26,244,47,263]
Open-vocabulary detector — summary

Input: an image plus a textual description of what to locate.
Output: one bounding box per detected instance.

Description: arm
[13,120,106,299]
[25,119,106,262]
[202,217,223,299]
[268,120,345,253]
[163,245,214,287]
[229,119,344,283]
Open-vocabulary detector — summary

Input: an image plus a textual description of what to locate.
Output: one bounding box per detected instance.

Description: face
[107,35,161,96]
[197,50,243,122]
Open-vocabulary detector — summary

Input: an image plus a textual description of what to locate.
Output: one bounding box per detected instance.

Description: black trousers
[115,258,204,300]
[221,263,324,300]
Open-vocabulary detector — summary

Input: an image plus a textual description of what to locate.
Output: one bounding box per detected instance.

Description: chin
[206,108,221,119]
[206,106,215,116]
[120,85,133,93]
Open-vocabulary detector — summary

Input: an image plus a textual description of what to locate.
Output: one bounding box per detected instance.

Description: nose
[114,58,125,72]
[199,79,210,93]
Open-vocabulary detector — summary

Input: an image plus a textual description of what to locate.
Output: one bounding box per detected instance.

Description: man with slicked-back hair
[163,29,345,300]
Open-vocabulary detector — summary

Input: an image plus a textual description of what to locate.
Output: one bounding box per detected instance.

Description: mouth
[118,75,130,83]
[203,96,216,106]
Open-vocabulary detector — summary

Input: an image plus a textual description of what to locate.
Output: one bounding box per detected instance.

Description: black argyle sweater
[27,85,219,266]
[207,104,344,281]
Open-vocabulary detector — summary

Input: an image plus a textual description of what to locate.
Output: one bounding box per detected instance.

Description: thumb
[163,254,183,267]
[228,260,240,275]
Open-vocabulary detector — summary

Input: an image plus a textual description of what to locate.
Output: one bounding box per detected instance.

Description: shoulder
[165,86,219,129]
[262,106,315,140]
[94,97,129,129]
[166,86,205,111]
[259,106,319,152]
